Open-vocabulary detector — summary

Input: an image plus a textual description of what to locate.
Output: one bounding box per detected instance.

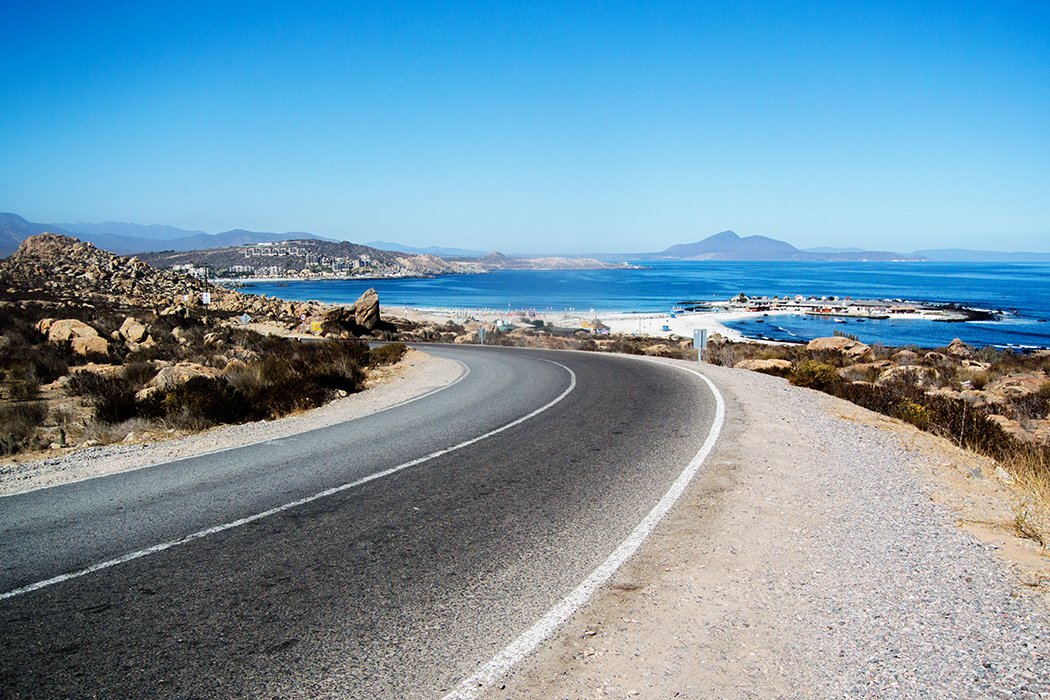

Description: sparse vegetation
[0,301,408,456]
[0,402,48,455]
[788,360,840,392]
[717,336,1050,542]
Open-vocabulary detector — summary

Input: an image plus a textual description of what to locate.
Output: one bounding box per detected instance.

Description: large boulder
[137,361,223,398]
[71,335,110,356]
[119,316,149,343]
[892,349,919,365]
[352,288,380,330]
[807,335,870,358]
[46,319,100,342]
[322,287,383,336]
[45,318,110,356]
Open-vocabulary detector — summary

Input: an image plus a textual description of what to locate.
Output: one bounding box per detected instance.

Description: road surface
[0,345,719,698]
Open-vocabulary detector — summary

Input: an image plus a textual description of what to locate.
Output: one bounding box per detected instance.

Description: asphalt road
[0,345,718,699]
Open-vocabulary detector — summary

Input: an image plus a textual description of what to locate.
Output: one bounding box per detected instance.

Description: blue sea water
[241,261,1050,349]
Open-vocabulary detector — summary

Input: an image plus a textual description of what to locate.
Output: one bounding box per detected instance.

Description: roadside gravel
[488,358,1049,699]
[0,349,463,496]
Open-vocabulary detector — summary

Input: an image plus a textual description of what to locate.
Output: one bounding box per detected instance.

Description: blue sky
[1,1,1047,253]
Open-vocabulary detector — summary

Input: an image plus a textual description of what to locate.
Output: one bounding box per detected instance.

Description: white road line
[442,361,725,700]
[1,353,471,499]
[0,359,577,602]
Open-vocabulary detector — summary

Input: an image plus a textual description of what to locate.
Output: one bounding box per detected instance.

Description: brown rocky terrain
[704,332,1050,447]
[0,233,406,460]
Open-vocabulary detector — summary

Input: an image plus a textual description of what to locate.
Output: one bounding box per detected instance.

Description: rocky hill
[0,233,319,322]
[0,214,75,258]
[139,238,459,279]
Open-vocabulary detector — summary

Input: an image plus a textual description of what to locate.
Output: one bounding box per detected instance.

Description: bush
[789,361,840,392]
[7,378,41,401]
[369,343,407,367]
[122,361,158,390]
[158,376,253,429]
[67,373,137,424]
[0,402,47,455]
[893,399,931,430]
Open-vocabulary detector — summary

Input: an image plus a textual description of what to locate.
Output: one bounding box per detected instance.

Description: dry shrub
[1009,382,1050,421]
[1003,446,1050,545]
[788,361,840,392]
[369,343,407,367]
[7,378,41,401]
[122,361,158,390]
[80,417,157,445]
[0,402,47,455]
[158,376,252,429]
[67,373,137,424]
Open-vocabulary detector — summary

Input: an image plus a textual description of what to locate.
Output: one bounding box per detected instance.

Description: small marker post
[693,329,708,364]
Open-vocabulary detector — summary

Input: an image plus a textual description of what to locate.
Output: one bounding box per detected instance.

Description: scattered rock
[985,371,1048,398]
[892,349,919,365]
[987,414,1028,442]
[947,337,974,359]
[877,365,940,389]
[119,316,149,343]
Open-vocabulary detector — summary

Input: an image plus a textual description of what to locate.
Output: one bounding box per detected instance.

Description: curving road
[0,345,719,699]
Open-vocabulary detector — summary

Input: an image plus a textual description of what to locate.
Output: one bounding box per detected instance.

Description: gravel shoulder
[0,349,463,496]
[487,359,1050,699]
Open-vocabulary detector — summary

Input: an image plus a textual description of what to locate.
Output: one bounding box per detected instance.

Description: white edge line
[1,351,471,499]
[0,358,576,601]
[442,359,725,700]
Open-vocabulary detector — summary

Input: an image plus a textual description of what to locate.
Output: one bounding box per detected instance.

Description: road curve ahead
[0,346,719,699]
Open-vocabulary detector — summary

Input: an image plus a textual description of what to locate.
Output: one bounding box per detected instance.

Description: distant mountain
[62,225,336,255]
[0,213,73,257]
[366,240,487,258]
[650,231,923,261]
[912,248,1050,263]
[58,220,209,241]
[659,231,797,258]
[0,213,340,256]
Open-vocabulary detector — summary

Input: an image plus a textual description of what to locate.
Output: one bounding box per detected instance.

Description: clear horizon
[2,2,1048,254]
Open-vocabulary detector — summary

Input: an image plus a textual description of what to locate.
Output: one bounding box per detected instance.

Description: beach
[385,304,962,346]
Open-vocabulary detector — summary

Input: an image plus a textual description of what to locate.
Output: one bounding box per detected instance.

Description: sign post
[693,329,708,364]
[478,327,487,345]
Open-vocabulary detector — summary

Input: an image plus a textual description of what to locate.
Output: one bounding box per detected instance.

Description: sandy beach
[387,305,765,343]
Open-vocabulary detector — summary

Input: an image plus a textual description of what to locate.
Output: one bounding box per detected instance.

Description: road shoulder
[486,359,1050,698]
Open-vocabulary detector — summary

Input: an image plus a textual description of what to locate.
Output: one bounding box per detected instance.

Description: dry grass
[1004,447,1050,546]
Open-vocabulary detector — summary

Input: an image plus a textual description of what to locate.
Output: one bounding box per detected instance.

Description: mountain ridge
[648,230,925,262]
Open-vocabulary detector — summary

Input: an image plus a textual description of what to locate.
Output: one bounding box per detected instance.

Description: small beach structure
[579,318,611,335]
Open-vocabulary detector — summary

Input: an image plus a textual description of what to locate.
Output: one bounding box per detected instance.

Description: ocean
[240,261,1050,350]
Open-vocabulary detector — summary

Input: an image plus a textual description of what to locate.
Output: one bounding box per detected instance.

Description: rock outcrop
[807,335,870,358]
[321,288,388,337]
[947,338,974,359]
[0,233,322,325]
[735,358,792,372]
[37,318,110,356]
